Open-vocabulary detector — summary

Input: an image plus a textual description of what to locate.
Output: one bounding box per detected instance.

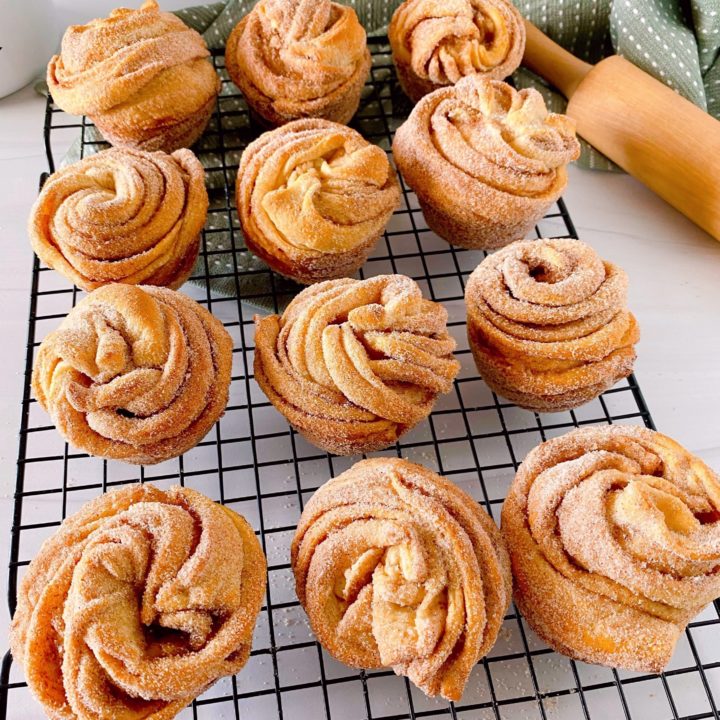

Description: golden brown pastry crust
[225,0,371,126]
[237,119,400,284]
[47,0,220,152]
[32,284,233,465]
[465,238,639,412]
[392,76,580,250]
[502,425,720,672]
[292,457,511,701]
[30,148,207,291]
[254,275,460,455]
[389,0,525,102]
[10,484,266,720]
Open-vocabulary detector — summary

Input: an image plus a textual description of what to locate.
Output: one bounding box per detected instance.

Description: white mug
[0,0,56,98]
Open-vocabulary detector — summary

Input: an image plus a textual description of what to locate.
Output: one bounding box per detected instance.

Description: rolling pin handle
[521,18,593,99]
[521,17,720,242]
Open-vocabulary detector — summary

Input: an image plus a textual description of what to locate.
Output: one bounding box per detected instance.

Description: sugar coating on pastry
[48,0,220,152]
[254,275,461,455]
[292,457,511,700]
[502,425,720,672]
[465,237,639,412]
[225,0,371,126]
[392,75,581,249]
[389,0,525,102]
[30,147,208,291]
[32,284,233,465]
[237,119,400,284]
[10,484,266,720]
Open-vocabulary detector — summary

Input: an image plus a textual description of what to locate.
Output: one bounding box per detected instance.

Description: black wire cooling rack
[3,41,719,720]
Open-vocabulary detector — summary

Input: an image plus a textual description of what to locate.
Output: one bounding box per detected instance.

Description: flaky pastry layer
[237,119,400,284]
[293,457,511,700]
[30,147,207,291]
[465,237,639,412]
[11,484,266,720]
[502,425,720,672]
[32,284,232,464]
[393,75,580,249]
[254,275,460,454]
[389,0,525,101]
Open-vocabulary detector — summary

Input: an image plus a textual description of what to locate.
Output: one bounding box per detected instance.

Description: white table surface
[1,73,720,716]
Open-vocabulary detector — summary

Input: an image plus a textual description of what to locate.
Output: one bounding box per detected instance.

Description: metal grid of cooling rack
[2,41,719,720]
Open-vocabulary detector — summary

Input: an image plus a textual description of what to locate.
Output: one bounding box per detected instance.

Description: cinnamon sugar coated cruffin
[225,0,371,126]
[465,237,639,412]
[29,148,208,291]
[237,119,400,284]
[32,284,233,465]
[392,75,581,249]
[10,484,266,720]
[389,0,526,102]
[253,275,461,455]
[292,457,511,701]
[47,0,220,152]
[502,425,720,672]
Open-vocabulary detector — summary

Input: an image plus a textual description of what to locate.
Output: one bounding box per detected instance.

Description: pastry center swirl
[241,0,368,100]
[470,237,629,331]
[269,275,459,425]
[525,429,720,621]
[292,458,510,700]
[47,0,212,115]
[31,148,206,286]
[392,0,524,84]
[256,132,398,253]
[33,284,232,463]
[430,77,580,196]
[9,485,266,720]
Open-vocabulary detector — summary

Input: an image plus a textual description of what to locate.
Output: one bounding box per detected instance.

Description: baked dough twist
[254,275,460,455]
[225,0,371,126]
[389,0,525,102]
[32,284,232,465]
[466,238,639,412]
[48,0,220,152]
[237,119,400,284]
[30,148,207,291]
[393,76,580,250]
[10,484,266,720]
[292,457,511,700]
[502,425,720,672]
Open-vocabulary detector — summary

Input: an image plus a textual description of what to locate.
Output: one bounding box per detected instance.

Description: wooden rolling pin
[522,19,720,241]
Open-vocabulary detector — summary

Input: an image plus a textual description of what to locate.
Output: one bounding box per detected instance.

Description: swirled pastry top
[32,284,232,465]
[238,119,400,255]
[254,275,460,454]
[226,0,369,107]
[398,75,580,198]
[504,426,720,628]
[292,458,511,700]
[466,237,634,348]
[465,238,639,409]
[10,484,266,720]
[47,0,215,117]
[389,0,525,85]
[30,147,207,290]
